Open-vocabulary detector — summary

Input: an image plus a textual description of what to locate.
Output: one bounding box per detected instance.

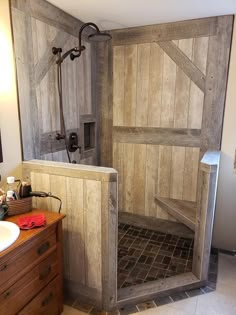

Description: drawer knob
[37,241,50,256]
[39,265,51,280]
[4,291,11,299]
[42,292,53,307]
[0,264,7,272]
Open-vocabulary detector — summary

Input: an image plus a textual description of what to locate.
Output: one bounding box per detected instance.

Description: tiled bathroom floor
[118,223,193,288]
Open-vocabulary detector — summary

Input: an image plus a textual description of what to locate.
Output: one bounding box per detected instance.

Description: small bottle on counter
[6,176,19,200]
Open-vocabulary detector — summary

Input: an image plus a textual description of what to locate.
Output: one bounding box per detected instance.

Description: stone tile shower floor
[118,223,193,289]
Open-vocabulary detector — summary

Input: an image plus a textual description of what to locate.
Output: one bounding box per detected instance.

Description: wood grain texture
[147,43,163,127]
[136,44,150,126]
[110,16,232,223]
[113,46,125,126]
[12,3,96,165]
[158,41,205,92]
[133,144,147,215]
[23,160,117,182]
[201,16,233,151]
[193,151,220,280]
[117,272,200,306]
[124,45,137,126]
[174,39,193,128]
[113,126,201,147]
[98,41,113,167]
[12,8,40,160]
[155,197,197,231]
[119,211,194,238]
[111,17,217,46]
[101,181,118,310]
[123,144,135,213]
[161,50,176,127]
[11,0,93,38]
[22,160,118,311]
[34,30,69,84]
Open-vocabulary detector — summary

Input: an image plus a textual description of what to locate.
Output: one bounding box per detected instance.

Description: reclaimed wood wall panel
[113,143,200,220]
[22,161,118,310]
[11,0,97,165]
[109,16,233,221]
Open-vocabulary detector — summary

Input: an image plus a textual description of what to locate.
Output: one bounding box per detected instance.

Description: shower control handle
[68,132,81,153]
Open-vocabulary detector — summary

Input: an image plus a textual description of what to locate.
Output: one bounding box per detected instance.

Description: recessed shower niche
[11,0,233,310]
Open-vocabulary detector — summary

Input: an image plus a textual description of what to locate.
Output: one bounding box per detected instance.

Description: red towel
[17,214,46,230]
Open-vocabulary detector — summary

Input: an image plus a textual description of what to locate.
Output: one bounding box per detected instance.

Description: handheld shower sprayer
[52,22,111,163]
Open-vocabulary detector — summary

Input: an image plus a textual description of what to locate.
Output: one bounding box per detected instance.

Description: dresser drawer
[0,250,58,315]
[19,276,60,315]
[0,226,57,290]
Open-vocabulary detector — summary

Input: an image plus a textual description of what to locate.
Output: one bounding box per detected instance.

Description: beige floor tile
[133,297,198,315]
[195,290,236,315]
[217,254,236,289]
[62,304,88,315]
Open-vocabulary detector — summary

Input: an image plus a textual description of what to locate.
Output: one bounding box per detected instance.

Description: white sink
[0,221,20,252]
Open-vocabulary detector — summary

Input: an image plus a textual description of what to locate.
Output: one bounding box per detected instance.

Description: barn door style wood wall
[99,16,234,220]
[11,0,98,165]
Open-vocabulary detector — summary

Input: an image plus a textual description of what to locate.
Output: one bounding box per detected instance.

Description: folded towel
[17,214,46,230]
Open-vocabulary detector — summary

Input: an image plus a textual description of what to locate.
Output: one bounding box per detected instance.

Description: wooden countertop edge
[0,209,65,258]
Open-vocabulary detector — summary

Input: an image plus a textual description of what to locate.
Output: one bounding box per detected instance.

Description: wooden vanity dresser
[0,209,65,315]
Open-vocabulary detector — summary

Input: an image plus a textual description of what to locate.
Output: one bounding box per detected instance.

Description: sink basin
[0,221,20,252]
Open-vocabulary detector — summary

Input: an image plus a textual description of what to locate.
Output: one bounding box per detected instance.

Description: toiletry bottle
[6,176,19,200]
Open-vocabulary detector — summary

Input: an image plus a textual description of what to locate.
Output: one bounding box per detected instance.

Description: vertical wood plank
[147,43,163,127]
[65,177,85,284]
[133,144,147,214]
[101,181,118,309]
[188,37,208,129]
[160,51,177,127]
[98,41,113,166]
[145,145,159,217]
[123,143,135,213]
[12,8,40,159]
[174,39,193,128]
[84,180,102,292]
[124,45,137,126]
[113,142,124,211]
[183,148,200,201]
[158,146,172,198]
[113,46,125,126]
[136,44,150,127]
[201,16,233,151]
[170,146,185,199]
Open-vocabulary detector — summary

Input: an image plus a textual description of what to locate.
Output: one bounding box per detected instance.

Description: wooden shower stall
[11,0,233,310]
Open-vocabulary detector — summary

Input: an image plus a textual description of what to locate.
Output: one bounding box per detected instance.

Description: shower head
[78,22,112,48]
[53,22,112,63]
[88,31,112,42]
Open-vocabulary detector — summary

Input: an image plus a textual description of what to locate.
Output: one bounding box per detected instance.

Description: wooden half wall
[22,160,118,310]
[99,16,233,219]
[11,0,98,165]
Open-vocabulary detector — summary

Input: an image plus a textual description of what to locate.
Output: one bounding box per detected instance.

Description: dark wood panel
[97,41,113,167]
[158,41,205,92]
[111,17,217,46]
[113,126,201,147]
[201,15,233,151]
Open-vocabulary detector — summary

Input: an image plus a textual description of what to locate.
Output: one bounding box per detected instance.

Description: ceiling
[47,0,236,30]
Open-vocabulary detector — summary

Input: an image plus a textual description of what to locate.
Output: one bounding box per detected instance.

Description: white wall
[0,0,22,180]
[213,16,236,251]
